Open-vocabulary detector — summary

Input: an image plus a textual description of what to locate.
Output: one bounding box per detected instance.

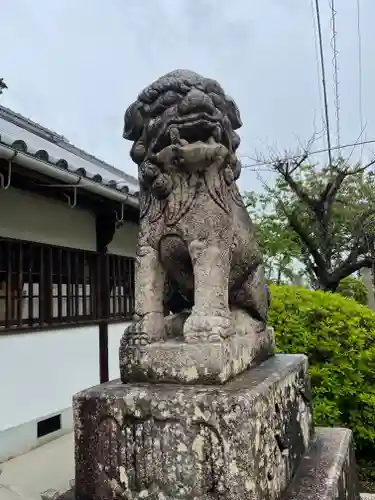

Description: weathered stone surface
[120,69,271,383]
[120,323,275,384]
[40,490,62,500]
[56,490,75,500]
[57,487,372,500]
[74,354,313,500]
[282,427,360,500]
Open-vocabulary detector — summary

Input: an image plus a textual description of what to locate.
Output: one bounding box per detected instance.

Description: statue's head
[123,70,242,200]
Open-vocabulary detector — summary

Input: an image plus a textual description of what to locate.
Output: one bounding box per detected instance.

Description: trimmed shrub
[336,275,368,305]
[268,284,375,457]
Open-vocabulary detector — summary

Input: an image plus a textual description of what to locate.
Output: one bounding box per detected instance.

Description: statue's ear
[232,131,241,151]
[130,139,146,165]
[123,101,144,141]
[232,158,242,180]
[225,95,242,130]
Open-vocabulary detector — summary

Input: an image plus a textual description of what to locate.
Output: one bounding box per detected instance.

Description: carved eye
[149,91,183,117]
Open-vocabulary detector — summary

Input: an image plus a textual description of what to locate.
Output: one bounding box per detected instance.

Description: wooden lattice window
[0,237,136,332]
[0,238,98,329]
[108,254,135,320]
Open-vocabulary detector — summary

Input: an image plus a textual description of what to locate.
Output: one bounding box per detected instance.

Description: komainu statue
[120,70,274,384]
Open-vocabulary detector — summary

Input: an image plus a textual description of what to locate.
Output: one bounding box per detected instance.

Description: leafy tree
[245,191,302,284]
[244,150,375,291]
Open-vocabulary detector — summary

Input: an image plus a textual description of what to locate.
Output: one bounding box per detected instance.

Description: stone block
[283,427,360,500]
[74,354,313,500]
[120,325,275,384]
[40,490,61,500]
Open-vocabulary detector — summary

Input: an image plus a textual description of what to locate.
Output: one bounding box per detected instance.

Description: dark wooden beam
[96,208,117,384]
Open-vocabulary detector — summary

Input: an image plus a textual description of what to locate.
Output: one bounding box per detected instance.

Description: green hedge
[268,284,375,457]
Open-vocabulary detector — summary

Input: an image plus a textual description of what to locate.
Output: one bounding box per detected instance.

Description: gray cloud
[1,0,374,190]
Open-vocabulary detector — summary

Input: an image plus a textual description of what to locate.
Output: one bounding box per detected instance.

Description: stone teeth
[169,127,180,144]
[208,136,216,145]
[212,125,222,142]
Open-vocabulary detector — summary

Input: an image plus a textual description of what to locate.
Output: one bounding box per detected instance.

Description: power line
[356,0,364,160]
[313,0,333,167]
[329,0,341,154]
[241,137,375,169]
[310,0,325,129]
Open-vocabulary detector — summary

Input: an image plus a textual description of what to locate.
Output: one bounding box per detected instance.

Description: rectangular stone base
[74,354,313,500]
[282,427,360,500]
[120,326,275,384]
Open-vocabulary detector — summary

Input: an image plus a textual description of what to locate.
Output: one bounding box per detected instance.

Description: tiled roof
[0,105,140,205]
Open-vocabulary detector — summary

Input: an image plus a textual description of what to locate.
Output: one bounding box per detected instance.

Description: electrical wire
[310,0,325,130]
[314,0,333,167]
[241,137,375,169]
[329,0,341,155]
[356,0,364,161]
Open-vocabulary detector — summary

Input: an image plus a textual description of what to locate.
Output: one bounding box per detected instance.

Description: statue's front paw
[123,312,165,346]
[183,311,232,343]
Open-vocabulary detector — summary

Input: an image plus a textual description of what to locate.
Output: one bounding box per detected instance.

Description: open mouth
[152,114,228,154]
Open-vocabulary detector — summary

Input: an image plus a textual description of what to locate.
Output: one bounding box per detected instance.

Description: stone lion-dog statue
[121,69,270,356]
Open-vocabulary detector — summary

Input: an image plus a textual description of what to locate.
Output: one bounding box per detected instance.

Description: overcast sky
[1,0,374,190]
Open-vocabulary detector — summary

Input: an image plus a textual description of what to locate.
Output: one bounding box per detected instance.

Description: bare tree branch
[329,256,372,287]
[287,209,327,278]
[246,131,375,291]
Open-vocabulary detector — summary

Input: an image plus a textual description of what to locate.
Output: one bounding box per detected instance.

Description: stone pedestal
[119,326,275,384]
[74,354,314,500]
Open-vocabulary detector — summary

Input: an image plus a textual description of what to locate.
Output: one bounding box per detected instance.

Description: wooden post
[96,209,117,384]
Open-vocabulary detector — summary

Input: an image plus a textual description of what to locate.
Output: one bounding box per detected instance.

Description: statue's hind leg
[230,264,269,325]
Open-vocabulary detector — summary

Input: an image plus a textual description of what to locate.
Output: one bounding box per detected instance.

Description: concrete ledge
[41,481,75,500]
[0,408,73,464]
[283,427,360,500]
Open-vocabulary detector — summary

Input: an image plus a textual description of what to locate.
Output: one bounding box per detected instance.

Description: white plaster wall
[0,186,138,459]
[108,322,131,381]
[0,326,99,432]
[0,186,96,250]
[107,222,138,257]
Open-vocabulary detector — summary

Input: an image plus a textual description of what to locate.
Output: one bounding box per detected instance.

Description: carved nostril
[179,88,215,115]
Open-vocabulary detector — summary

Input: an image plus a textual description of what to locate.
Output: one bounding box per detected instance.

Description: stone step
[74,354,314,500]
[282,427,360,500]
